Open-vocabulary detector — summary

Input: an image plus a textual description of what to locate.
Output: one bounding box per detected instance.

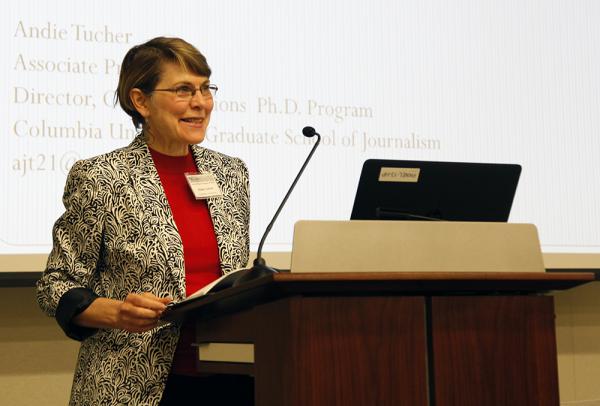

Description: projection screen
[2,0,599,272]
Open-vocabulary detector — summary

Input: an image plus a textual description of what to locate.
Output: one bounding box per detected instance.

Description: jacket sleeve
[36,159,106,340]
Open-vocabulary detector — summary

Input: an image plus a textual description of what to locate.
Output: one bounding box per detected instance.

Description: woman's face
[135,62,214,156]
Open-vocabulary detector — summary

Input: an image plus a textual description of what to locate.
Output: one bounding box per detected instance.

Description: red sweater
[149,147,221,375]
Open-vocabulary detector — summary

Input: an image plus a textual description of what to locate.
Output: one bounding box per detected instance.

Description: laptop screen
[350,159,521,222]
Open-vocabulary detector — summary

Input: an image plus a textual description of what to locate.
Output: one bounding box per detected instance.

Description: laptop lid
[350,159,521,222]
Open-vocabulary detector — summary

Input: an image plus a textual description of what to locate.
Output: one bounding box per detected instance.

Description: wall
[556,282,600,405]
[0,287,78,406]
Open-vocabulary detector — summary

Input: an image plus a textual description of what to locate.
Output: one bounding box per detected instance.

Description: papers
[161,267,251,318]
[187,267,249,299]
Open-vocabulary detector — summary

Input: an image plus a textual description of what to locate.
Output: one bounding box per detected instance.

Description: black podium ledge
[546,268,600,277]
[160,271,594,324]
[1,269,597,289]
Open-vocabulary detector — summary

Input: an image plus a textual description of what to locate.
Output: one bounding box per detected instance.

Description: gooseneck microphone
[232,126,321,286]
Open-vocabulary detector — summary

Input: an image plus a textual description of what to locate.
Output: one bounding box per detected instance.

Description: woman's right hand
[115,293,173,332]
[73,293,173,333]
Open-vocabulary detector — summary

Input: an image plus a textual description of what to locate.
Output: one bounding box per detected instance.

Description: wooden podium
[166,271,592,406]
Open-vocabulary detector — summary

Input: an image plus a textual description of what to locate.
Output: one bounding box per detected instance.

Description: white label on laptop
[185,173,223,199]
[379,167,421,183]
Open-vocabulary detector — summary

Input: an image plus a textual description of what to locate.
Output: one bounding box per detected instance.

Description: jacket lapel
[124,135,187,300]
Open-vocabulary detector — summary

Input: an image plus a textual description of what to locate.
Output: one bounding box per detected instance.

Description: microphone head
[302,126,317,137]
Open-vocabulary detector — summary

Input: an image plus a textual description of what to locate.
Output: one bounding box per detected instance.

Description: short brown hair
[115,37,212,129]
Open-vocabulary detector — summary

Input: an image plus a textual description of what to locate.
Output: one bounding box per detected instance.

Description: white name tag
[185,172,223,200]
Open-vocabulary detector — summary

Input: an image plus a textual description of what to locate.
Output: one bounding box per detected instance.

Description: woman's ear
[130,88,151,119]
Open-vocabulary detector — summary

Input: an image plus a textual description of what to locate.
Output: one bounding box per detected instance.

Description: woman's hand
[115,293,173,332]
[73,293,173,333]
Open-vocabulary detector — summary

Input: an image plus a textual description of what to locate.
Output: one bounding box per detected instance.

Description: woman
[36,37,253,405]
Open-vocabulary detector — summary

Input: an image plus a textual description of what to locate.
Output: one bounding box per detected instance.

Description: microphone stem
[255,134,321,261]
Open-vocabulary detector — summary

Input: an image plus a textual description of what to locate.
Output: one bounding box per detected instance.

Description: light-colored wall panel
[555,282,600,405]
[0,287,79,406]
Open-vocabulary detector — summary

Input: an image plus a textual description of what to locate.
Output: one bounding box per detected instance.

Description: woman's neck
[144,130,189,156]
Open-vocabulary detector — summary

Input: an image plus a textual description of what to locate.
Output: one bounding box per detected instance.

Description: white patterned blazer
[36,134,250,405]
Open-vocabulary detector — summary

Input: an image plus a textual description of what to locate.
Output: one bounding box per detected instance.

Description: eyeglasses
[152,84,218,99]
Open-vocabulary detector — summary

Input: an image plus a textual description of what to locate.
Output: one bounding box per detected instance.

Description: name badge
[185,172,223,200]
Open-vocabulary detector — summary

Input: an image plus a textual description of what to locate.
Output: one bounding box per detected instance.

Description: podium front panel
[431,296,558,406]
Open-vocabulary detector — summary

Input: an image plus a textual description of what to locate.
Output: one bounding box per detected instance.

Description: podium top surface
[162,271,593,323]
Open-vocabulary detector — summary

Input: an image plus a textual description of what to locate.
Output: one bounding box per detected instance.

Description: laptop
[350,159,521,222]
